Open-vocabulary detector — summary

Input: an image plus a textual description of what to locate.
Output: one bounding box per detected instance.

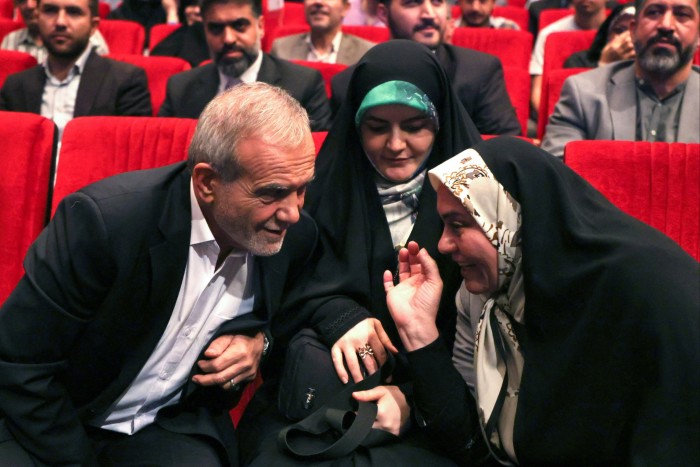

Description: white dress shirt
[305,31,342,64]
[91,181,255,434]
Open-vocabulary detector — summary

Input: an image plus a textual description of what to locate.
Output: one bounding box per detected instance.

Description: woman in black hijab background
[237,40,483,465]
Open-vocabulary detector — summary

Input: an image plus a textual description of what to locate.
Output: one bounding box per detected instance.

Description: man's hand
[331,318,398,384]
[353,385,410,436]
[191,331,264,390]
[384,241,442,352]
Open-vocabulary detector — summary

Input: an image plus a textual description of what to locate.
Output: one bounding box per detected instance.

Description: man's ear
[90,16,100,35]
[192,162,218,204]
[376,2,389,26]
[258,14,265,40]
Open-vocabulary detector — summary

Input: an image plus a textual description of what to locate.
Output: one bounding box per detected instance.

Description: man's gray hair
[187,82,311,181]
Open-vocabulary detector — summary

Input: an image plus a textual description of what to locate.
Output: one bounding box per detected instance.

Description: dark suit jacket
[0,50,152,116]
[158,55,332,131]
[0,163,317,466]
[330,43,521,136]
[149,21,210,68]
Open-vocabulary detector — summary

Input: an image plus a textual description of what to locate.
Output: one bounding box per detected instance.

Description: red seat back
[565,140,700,260]
[341,25,389,43]
[107,54,191,115]
[282,1,306,25]
[0,111,56,304]
[502,66,530,136]
[450,28,532,71]
[312,131,327,154]
[98,19,145,54]
[0,49,37,87]
[0,0,13,19]
[291,60,347,97]
[537,67,588,141]
[52,116,197,214]
[148,23,182,50]
[0,18,23,41]
[98,1,110,19]
[538,8,573,31]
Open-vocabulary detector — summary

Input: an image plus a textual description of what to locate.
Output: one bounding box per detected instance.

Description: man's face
[632,0,699,76]
[203,134,316,257]
[458,0,495,27]
[377,0,448,49]
[304,0,348,33]
[38,0,97,60]
[572,0,606,16]
[16,0,39,28]
[204,1,264,77]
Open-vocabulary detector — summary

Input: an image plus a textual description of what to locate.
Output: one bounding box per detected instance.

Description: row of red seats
[2,112,698,306]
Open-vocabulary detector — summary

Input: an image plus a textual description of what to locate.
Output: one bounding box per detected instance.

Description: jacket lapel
[257,54,281,86]
[607,64,637,141]
[24,66,46,114]
[678,69,700,142]
[74,51,105,117]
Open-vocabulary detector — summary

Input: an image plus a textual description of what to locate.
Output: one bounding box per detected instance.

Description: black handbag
[277,329,398,459]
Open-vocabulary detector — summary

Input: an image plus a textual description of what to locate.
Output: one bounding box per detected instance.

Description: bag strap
[278,353,395,459]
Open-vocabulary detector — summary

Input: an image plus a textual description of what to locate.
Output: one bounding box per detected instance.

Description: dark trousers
[0,419,225,466]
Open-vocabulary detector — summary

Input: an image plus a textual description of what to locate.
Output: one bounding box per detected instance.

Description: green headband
[355,80,439,131]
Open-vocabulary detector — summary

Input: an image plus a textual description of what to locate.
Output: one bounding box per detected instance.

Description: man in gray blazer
[159,0,332,131]
[541,0,700,158]
[270,0,375,65]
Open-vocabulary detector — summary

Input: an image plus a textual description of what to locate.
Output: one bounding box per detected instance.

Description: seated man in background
[1,0,109,62]
[529,0,608,115]
[149,0,211,67]
[541,0,699,158]
[0,83,318,467]
[159,0,332,131]
[270,0,375,65]
[453,0,520,29]
[0,0,151,139]
[331,0,521,135]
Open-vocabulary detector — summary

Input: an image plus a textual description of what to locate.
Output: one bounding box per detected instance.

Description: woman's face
[436,184,499,295]
[359,104,436,182]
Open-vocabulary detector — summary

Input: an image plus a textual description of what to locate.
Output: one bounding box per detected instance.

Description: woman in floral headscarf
[385,136,699,465]
[238,40,482,465]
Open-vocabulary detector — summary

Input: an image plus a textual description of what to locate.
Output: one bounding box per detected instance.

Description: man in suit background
[159,0,332,131]
[0,0,151,139]
[330,0,521,135]
[270,0,375,65]
[0,83,318,466]
[541,0,699,157]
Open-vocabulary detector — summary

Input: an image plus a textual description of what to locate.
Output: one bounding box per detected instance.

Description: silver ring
[229,379,240,391]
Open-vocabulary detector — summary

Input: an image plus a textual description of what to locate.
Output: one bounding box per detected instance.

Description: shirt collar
[305,31,342,55]
[216,49,264,89]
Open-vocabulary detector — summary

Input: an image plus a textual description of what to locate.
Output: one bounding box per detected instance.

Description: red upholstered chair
[538,8,573,31]
[107,54,191,115]
[502,66,530,136]
[341,25,389,43]
[282,1,306,25]
[0,50,37,87]
[148,23,182,50]
[98,19,146,54]
[537,67,588,140]
[98,1,110,19]
[0,111,56,304]
[450,28,533,71]
[506,0,526,7]
[52,116,197,214]
[312,131,328,154]
[565,140,700,260]
[450,5,529,31]
[291,60,347,97]
[0,18,23,41]
[541,30,596,75]
[0,0,13,19]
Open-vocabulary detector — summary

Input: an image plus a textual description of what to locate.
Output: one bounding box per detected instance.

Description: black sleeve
[117,65,153,116]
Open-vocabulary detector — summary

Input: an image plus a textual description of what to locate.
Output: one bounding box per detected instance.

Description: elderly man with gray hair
[0,82,318,466]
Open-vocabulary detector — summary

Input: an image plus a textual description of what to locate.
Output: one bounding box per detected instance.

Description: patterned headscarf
[355,80,439,131]
[429,148,524,465]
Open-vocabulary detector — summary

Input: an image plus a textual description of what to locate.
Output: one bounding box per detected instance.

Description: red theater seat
[148,23,182,50]
[502,66,531,136]
[0,112,56,304]
[565,140,700,260]
[52,116,197,214]
[450,28,532,71]
[0,49,37,87]
[537,67,588,141]
[99,19,146,54]
[291,60,347,97]
[107,54,191,115]
[0,18,23,42]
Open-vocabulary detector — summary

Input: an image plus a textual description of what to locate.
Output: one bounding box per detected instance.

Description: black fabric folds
[276,40,482,356]
[469,136,700,464]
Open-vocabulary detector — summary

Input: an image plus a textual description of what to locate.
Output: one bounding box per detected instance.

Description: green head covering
[354,80,439,131]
